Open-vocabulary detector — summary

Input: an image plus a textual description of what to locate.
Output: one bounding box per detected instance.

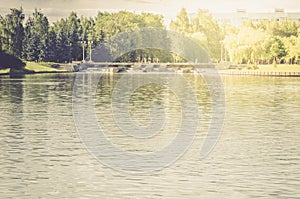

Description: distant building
[210,9,300,26]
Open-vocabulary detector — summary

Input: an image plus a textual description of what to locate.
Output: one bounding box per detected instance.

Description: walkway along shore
[219,70,300,77]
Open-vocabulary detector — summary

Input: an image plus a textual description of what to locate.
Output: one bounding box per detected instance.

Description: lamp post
[80,41,86,62]
[88,41,93,62]
[220,40,223,63]
[68,43,72,63]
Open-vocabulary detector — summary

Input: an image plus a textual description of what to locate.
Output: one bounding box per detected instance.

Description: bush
[0,50,25,70]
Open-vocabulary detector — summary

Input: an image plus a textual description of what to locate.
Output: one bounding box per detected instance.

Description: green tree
[170,8,190,34]
[66,12,82,61]
[78,17,96,61]
[271,20,298,38]
[54,19,70,63]
[94,11,168,62]
[292,36,300,63]
[191,9,223,61]
[23,21,40,61]
[141,13,164,28]
[45,28,57,62]
[267,36,287,64]
[224,27,270,64]
[171,9,223,61]
[1,8,25,58]
[22,9,49,61]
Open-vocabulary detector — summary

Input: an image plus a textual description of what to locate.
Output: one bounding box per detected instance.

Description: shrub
[0,50,25,70]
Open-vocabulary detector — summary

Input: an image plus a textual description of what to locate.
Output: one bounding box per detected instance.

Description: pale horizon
[1,0,300,25]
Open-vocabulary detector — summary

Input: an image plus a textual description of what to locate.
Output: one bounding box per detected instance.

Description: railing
[219,70,300,77]
[81,62,215,67]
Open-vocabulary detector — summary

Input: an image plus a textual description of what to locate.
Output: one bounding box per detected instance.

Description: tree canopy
[1,7,300,65]
[170,9,224,62]
[223,20,300,64]
[0,8,169,63]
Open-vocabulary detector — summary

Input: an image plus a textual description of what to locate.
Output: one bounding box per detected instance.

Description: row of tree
[170,8,300,64]
[1,7,300,64]
[0,8,168,63]
[224,20,300,64]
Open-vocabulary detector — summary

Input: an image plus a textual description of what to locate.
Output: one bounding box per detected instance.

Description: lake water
[0,73,299,198]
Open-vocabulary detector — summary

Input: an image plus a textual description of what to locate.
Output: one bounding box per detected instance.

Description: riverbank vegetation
[0,8,167,65]
[24,62,66,73]
[0,60,65,75]
[170,8,300,65]
[1,7,300,72]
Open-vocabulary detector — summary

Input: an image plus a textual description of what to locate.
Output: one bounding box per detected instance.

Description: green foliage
[0,8,24,58]
[268,36,287,63]
[93,11,170,62]
[1,8,168,64]
[170,8,190,34]
[0,49,25,69]
[66,12,82,61]
[2,6,300,65]
[189,16,299,65]
[224,27,269,64]
[171,9,223,61]
[22,9,49,61]
[224,19,300,64]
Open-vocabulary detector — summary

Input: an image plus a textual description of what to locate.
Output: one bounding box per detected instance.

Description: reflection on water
[0,73,299,198]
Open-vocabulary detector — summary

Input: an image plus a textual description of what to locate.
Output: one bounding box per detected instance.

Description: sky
[1,0,300,25]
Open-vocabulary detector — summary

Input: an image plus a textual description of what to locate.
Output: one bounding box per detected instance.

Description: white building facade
[211,9,300,26]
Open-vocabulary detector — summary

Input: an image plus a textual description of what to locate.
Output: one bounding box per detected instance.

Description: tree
[93,11,168,62]
[22,9,49,61]
[171,9,224,61]
[54,19,70,63]
[0,15,4,50]
[224,27,270,64]
[288,36,300,63]
[44,28,57,62]
[66,12,82,61]
[271,20,298,38]
[1,8,25,58]
[22,21,40,61]
[170,8,190,34]
[141,12,164,28]
[267,36,287,64]
[191,9,223,61]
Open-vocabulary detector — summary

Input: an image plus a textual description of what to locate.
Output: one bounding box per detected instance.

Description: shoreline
[2,63,300,77]
[216,64,300,77]
[0,61,74,77]
[219,70,300,77]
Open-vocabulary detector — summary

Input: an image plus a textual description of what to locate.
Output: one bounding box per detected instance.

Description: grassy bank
[0,62,69,75]
[24,62,68,73]
[0,68,10,75]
